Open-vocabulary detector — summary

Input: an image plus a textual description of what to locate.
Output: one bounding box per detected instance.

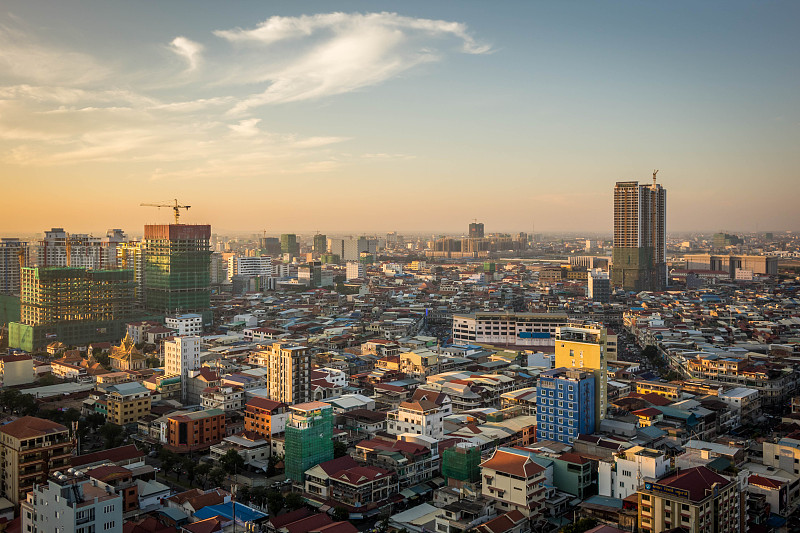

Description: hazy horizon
[1,1,798,233]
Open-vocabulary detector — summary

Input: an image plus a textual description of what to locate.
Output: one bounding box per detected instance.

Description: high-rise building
[280,234,299,255]
[588,268,610,303]
[297,261,321,288]
[227,255,273,281]
[612,177,666,292]
[536,368,595,444]
[22,473,123,533]
[164,335,201,402]
[312,234,327,254]
[0,417,74,505]
[259,237,281,256]
[469,222,485,239]
[284,401,334,483]
[143,224,211,322]
[35,228,120,270]
[346,262,365,280]
[0,238,29,295]
[116,240,144,306]
[9,266,136,352]
[712,232,742,250]
[553,325,610,429]
[259,341,311,405]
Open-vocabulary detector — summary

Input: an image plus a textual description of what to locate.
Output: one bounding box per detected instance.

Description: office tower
[22,473,123,533]
[9,267,135,352]
[312,233,327,254]
[284,402,334,483]
[612,177,666,291]
[0,238,29,295]
[469,222,485,239]
[346,261,365,280]
[143,224,211,321]
[116,240,144,306]
[536,367,596,444]
[588,269,610,303]
[259,237,281,256]
[554,325,609,429]
[261,341,311,405]
[297,261,321,288]
[712,232,742,250]
[0,417,74,505]
[280,234,299,255]
[164,335,201,402]
[637,466,743,533]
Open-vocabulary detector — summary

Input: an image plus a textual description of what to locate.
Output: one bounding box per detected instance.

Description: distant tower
[469,221,484,239]
[612,173,666,291]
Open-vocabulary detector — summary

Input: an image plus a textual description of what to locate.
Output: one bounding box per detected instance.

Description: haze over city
[1,1,798,234]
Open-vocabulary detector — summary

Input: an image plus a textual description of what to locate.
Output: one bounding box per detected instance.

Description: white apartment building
[451,312,569,347]
[480,448,546,519]
[227,255,273,281]
[201,385,245,412]
[22,475,123,533]
[598,446,670,499]
[346,262,365,280]
[164,335,201,402]
[165,313,203,336]
[386,397,446,439]
[34,228,119,270]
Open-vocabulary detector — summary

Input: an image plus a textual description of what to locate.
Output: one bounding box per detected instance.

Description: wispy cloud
[214,12,491,113]
[0,12,489,178]
[169,36,204,71]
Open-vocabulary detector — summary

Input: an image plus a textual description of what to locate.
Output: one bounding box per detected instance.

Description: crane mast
[140,199,192,224]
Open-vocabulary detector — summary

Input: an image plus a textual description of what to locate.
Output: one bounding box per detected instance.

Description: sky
[1,1,798,236]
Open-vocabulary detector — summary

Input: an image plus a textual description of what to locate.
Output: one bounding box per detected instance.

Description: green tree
[183,457,197,485]
[0,388,21,413]
[284,491,304,510]
[99,423,124,448]
[237,485,251,504]
[332,506,349,522]
[94,353,111,369]
[266,454,279,477]
[266,490,284,515]
[208,466,226,488]
[333,441,348,458]
[37,374,59,386]
[85,412,106,429]
[17,394,38,416]
[195,462,211,488]
[250,486,268,508]
[221,449,246,473]
[146,357,161,368]
[560,518,598,533]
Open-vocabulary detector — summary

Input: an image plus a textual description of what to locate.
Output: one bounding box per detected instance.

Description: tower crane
[140,199,191,224]
[652,169,659,186]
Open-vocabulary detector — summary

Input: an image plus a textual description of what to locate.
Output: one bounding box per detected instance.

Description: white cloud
[169,36,204,71]
[213,12,491,113]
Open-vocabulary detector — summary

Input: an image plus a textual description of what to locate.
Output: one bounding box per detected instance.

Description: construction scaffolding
[442,443,481,483]
[284,404,334,483]
[143,224,212,318]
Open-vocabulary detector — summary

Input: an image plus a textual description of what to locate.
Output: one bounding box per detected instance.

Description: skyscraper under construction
[612,174,666,292]
[143,224,212,323]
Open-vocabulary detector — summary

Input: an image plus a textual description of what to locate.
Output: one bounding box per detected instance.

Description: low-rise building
[166,408,226,453]
[0,354,35,387]
[479,447,546,519]
[105,382,152,426]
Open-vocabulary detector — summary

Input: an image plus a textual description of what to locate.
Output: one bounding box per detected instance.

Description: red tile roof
[310,522,359,533]
[72,444,144,467]
[181,518,222,533]
[480,449,545,478]
[0,416,68,440]
[749,474,785,489]
[86,465,132,482]
[331,466,392,485]
[653,466,731,502]
[283,514,332,533]
[268,508,313,529]
[316,456,360,476]
[246,397,287,412]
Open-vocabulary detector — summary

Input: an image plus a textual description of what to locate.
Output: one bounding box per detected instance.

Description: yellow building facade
[554,325,608,429]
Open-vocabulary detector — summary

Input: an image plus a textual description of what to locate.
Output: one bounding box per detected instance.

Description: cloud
[169,36,204,71]
[213,12,491,113]
[0,12,489,178]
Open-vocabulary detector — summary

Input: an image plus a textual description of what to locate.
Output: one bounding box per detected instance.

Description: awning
[400,489,417,499]
[319,505,332,513]
[411,484,431,495]
[350,513,364,520]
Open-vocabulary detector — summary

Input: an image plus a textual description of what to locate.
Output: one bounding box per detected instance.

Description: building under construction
[143,224,212,323]
[442,442,481,484]
[285,402,334,483]
[8,266,138,352]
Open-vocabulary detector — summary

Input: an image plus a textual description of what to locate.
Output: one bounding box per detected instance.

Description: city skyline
[1,1,799,233]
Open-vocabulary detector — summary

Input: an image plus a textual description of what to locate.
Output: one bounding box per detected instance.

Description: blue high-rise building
[536,368,595,444]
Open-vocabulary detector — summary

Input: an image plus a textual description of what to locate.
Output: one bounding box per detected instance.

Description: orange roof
[480,449,545,478]
[0,416,68,440]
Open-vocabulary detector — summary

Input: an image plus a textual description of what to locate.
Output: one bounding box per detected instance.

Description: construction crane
[652,169,659,186]
[140,199,191,224]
